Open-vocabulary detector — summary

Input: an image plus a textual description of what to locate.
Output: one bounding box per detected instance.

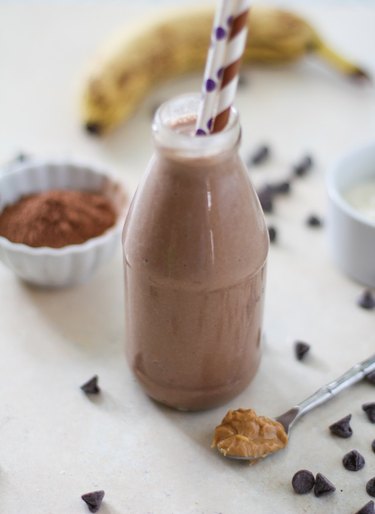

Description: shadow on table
[20,256,124,359]
[154,395,290,473]
[99,503,123,514]
[150,336,332,474]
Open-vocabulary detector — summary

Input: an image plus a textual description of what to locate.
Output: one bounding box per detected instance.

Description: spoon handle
[295,354,375,419]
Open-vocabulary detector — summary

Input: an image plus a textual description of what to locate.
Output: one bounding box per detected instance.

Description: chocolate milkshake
[123,94,268,411]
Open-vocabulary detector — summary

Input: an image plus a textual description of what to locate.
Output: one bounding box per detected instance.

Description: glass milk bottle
[123,94,268,411]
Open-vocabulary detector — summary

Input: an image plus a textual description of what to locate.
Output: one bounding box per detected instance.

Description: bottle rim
[152,93,241,158]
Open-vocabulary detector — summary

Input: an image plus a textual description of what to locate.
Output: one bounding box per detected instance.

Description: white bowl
[327,142,375,287]
[0,160,128,287]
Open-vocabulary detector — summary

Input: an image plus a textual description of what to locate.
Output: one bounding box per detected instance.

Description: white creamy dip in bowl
[327,142,375,287]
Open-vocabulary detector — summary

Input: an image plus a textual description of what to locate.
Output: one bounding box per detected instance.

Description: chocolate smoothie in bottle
[123,94,268,411]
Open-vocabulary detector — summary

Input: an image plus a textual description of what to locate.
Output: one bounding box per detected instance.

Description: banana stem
[314,39,370,80]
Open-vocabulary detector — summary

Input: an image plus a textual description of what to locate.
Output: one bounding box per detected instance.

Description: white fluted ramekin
[327,142,375,287]
[0,160,128,287]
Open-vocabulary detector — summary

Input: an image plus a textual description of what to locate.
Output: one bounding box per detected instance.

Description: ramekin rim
[326,141,375,229]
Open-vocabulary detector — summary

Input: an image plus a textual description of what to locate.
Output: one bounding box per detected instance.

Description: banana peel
[80,6,369,135]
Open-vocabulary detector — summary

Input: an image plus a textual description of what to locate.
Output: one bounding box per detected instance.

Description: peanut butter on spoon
[212,356,375,462]
[212,408,288,461]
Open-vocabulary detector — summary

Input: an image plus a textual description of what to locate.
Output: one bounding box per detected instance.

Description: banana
[81,6,369,135]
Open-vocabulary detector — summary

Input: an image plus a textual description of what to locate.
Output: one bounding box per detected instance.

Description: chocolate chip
[367,478,375,498]
[306,214,323,228]
[342,449,365,471]
[355,500,375,514]
[294,341,310,361]
[314,473,336,497]
[271,180,291,195]
[81,375,100,395]
[362,403,375,423]
[257,186,274,213]
[81,490,105,513]
[329,414,352,438]
[367,371,375,385]
[15,152,29,162]
[293,155,313,177]
[372,440,375,453]
[268,226,277,243]
[238,74,248,88]
[292,469,315,494]
[357,290,375,310]
[248,145,270,166]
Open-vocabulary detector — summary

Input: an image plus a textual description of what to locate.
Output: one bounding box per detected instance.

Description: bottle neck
[152,93,241,162]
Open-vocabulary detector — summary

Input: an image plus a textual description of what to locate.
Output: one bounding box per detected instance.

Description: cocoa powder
[0,189,116,248]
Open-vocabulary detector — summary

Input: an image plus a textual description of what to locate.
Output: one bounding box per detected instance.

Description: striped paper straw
[195,0,237,135]
[212,0,250,133]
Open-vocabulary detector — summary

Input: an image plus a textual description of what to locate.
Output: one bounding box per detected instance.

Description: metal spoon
[225,354,375,461]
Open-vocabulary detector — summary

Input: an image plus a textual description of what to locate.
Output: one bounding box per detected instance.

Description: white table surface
[0,2,375,514]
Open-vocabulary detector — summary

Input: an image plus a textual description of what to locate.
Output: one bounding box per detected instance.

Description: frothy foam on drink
[170,115,197,136]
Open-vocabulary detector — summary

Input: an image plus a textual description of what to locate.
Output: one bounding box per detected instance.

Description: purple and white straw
[212,0,250,133]
[195,0,236,135]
